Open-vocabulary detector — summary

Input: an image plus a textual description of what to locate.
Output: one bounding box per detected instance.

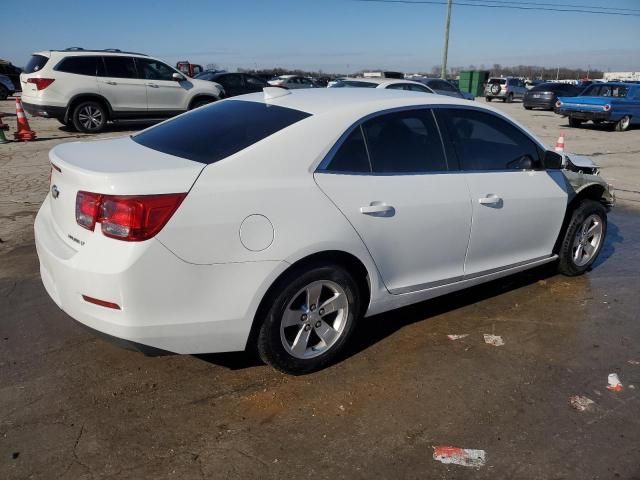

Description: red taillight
[75,191,186,241]
[82,295,121,310]
[27,78,55,90]
[76,191,102,231]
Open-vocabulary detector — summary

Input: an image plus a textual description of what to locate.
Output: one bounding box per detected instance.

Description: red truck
[176,61,203,78]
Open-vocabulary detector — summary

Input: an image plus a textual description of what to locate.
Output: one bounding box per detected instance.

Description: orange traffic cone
[14,97,37,141]
[0,114,9,144]
[554,131,565,153]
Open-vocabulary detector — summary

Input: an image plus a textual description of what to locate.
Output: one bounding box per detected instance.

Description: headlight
[603,104,611,111]
[555,100,563,108]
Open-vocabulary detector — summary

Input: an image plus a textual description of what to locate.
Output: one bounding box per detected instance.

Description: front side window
[102,56,137,78]
[56,56,100,76]
[133,100,311,164]
[245,75,267,87]
[441,108,541,171]
[363,109,447,173]
[137,58,176,81]
[219,74,242,88]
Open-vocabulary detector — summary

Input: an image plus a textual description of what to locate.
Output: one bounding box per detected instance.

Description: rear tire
[71,101,107,133]
[485,96,492,102]
[0,85,8,100]
[568,116,583,128]
[615,115,631,132]
[524,106,533,110]
[256,263,361,375]
[557,200,607,276]
[506,93,513,103]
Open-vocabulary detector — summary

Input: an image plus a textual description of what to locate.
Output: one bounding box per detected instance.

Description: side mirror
[172,72,185,82]
[544,150,563,169]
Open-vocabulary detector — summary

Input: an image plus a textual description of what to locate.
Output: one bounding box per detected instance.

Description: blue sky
[3,0,639,73]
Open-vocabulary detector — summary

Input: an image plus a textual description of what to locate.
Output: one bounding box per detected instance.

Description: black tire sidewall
[257,264,361,375]
[558,200,607,276]
[72,101,106,133]
[0,85,8,100]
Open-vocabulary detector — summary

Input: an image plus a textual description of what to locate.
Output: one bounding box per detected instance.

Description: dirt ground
[1,97,639,479]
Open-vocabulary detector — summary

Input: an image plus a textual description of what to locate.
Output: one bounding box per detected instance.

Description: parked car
[523,82,583,110]
[484,77,527,102]
[329,77,435,93]
[268,75,319,89]
[0,60,22,92]
[555,82,640,131]
[0,74,15,100]
[195,71,269,98]
[35,88,614,374]
[19,48,223,133]
[414,77,475,100]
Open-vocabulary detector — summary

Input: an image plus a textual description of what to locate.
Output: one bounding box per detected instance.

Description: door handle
[146,83,159,88]
[105,81,117,85]
[479,194,503,206]
[360,202,395,216]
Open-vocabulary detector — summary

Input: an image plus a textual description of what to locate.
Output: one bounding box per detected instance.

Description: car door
[217,73,244,97]
[97,56,148,113]
[244,74,268,93]
[135,58,187,113]
[314,108,472,294]
[437,107,567,277]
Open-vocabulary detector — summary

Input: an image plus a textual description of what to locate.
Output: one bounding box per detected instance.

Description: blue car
[554,82,640,132]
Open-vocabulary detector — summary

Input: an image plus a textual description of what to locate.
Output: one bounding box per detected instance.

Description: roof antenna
[263,87,291,100]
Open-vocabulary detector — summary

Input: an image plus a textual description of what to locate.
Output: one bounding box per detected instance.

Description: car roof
[35,49,150,58]
[338,77,426,86]
[238,87,477,116]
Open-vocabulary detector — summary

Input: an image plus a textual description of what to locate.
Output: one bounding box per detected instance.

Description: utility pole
[441,0,453,79]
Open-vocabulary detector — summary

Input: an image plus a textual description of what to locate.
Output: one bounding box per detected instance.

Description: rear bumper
[554,108,611,121]
[34,196,286,354]
[524,98,554,109]
[22,101,66,119]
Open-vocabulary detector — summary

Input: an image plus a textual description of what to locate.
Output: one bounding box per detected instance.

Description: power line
[355,0,640,16]
[462,0,640,13]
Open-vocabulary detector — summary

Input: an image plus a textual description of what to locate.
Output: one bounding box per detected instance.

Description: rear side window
[441,108,541,171]
[102,56,137,78]
[24,55,49,73]
[56,56,100,76]
[132,100,311,164]
[363,109,447,173]
[327,127,370,173]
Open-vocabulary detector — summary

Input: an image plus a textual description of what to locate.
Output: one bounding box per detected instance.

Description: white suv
[20,48,224,132]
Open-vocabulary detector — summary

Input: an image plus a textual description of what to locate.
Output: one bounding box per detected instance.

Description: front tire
[485,96,492,102]
[615,115,631,132]
[557,200,607,276]
[506,93,513,103]
[189,97,216,110]
[256,264,361,374]
[0,85,8,100]
[71,101,107,133]
[524,105,533,110]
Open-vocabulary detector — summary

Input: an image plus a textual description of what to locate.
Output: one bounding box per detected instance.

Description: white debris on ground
[483,334,504,347]
[569,395,595,412]
[432,446,486,468]
[607,373,623,392]
[447,334,469,341]
[628,360,640,366]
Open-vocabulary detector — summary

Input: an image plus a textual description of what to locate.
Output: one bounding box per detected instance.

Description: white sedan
[328,77,436,93]
[35,88,613,374]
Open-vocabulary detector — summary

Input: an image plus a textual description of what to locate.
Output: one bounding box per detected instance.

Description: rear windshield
[581,84,629,97]
[488,78,506,85]
[332,80,378,88]
[132,100,311,164]
[24,55,49,73]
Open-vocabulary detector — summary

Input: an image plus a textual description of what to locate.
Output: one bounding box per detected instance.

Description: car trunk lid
[48,136,205,249]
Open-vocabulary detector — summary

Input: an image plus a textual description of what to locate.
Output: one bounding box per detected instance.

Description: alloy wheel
[78,105,104,130]
[279,280,349,359]
[572,214,603,267]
